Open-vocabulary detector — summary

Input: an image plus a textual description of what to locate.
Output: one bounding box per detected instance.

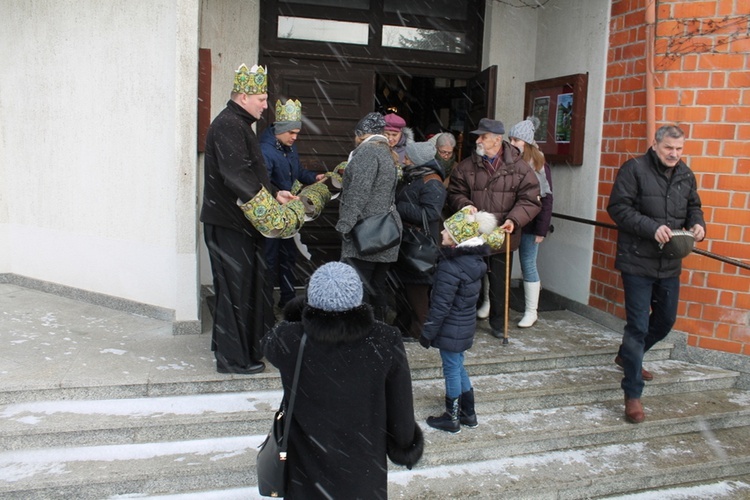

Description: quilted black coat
[607,148,705,278]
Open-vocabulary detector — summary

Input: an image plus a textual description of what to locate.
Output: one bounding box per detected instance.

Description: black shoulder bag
[397,208,439,274]
[257,333,307,498]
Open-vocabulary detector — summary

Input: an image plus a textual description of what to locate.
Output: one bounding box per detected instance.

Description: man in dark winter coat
[447,118,541,338]
[262,262,423,499]
[607,124,705,424]
[200,64,296,375]
[260,99,325,309]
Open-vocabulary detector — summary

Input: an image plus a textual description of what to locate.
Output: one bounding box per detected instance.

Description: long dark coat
[262,299,424,499]
[200,100,275,232]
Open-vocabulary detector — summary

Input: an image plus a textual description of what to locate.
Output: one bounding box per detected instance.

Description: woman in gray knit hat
[392,140,446,341]
[335,112,403,321]
[508,116,554,328]
[262,261,423,498]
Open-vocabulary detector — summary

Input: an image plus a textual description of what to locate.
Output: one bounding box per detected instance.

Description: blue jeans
[264,237,298,306]
[519,232,540,282]
[440,350,472,399]
[619,273,680,399]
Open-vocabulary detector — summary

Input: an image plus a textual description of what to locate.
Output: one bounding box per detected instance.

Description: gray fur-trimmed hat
[354,112,386,137]
[307,262,363,312]
[508,116,541,147]
[405,141,436,166]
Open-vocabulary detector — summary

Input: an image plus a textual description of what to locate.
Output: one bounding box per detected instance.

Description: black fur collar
[301,303,375,345]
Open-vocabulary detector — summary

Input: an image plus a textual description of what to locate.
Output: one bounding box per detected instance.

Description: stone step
[0,309,665,405]
[385,426,750,499]
[0,336,675,406]
[413,359,739,413]
[1,360,738,452]
[122,474,750,500]
[415,389,750,466]
[3,423,749,499]
[599,474,750,499]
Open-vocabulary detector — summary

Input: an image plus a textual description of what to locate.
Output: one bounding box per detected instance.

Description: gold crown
[275,99,302,122]
[233,64,268,95]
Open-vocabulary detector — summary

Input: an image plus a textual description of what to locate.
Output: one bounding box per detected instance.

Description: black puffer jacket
[262,299,423,499]
[421,242,490,353]
[394,159,446,284]
[607,148,705,278]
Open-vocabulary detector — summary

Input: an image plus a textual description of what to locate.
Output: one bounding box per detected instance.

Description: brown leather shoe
[614,355,654,381]
[624,396,645,423]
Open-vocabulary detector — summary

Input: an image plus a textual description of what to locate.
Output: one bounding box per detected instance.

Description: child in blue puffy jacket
[419,207,500,433]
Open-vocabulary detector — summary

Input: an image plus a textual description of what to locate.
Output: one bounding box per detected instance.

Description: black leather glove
[418,336,431,349]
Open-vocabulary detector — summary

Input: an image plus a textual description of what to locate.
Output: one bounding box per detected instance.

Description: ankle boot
[518,281,541,328]
[624,396,645,424]
[477,275,490,319]
[426,396,461,433]
[459,388,478,428]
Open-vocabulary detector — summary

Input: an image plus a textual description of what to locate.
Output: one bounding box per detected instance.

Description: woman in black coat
[392,141,446,340]
[262,262,424,499]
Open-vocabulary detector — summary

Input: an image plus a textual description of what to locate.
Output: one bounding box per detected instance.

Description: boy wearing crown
[260,99,325,309]
[200,64,296,375]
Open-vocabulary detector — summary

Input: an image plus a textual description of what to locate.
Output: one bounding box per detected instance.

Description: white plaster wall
[0,0,201,319]
[198,0,262,287]
[484,0,610,305]
[532,0,610,304]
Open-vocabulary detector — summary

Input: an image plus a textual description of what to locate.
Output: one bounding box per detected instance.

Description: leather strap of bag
[280,333,307,456]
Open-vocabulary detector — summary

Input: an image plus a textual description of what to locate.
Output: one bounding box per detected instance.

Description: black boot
[459,388,478,428]
[426,396,461,433]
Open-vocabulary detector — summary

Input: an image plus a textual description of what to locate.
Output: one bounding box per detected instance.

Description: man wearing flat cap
[447,117,541,338]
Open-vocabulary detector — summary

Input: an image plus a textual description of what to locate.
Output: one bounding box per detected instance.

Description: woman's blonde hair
[521,144,545,172]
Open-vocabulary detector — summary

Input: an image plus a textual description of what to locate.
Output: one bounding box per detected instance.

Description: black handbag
[257,333,307,498]
[398,209,439,274]
[351,206,401,256]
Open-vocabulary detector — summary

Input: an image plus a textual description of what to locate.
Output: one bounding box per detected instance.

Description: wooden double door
[260,58,496,270]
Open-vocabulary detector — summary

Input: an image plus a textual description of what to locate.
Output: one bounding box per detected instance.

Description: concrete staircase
[1,309,750,499]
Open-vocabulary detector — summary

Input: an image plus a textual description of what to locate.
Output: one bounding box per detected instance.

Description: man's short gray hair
[435,133,456,148]
[655,124,685,143]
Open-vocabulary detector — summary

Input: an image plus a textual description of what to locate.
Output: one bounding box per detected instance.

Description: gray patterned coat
[336,135,403,262]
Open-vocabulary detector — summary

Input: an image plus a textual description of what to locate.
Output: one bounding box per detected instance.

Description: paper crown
[232,64,268,95]
[444,207,498,245]
[275,99,302,122]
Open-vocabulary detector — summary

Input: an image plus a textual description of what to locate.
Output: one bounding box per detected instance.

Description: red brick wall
[593,0,750,355]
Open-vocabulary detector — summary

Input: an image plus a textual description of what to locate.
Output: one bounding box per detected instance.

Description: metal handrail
[551,212,750,272]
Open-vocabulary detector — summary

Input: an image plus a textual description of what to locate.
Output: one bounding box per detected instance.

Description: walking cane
[503,230,510,345]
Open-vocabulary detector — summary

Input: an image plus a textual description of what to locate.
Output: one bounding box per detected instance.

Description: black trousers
[344,258,391,321]
[488,251,514,333]
[204,224,273,369]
